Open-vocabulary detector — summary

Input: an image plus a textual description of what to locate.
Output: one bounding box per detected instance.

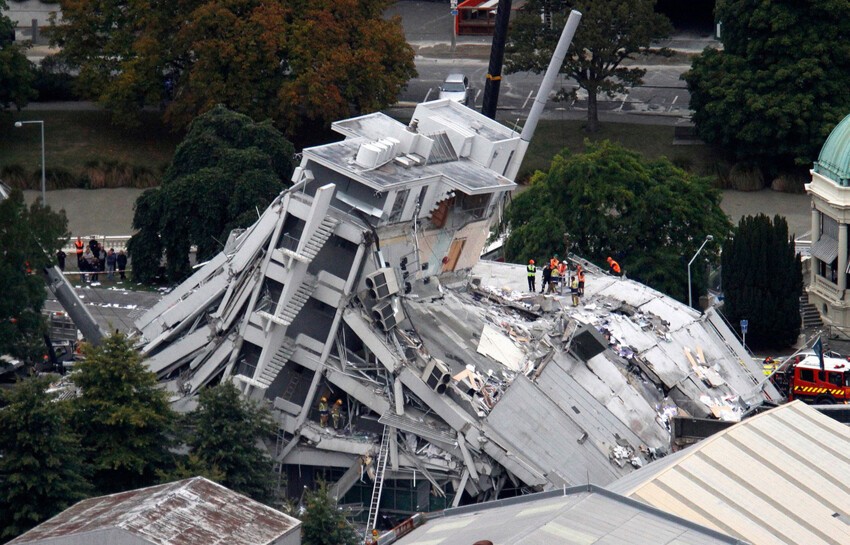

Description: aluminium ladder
[366,425,391,533]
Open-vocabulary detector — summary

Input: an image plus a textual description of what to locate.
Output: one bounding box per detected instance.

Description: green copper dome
[815,113,850,187]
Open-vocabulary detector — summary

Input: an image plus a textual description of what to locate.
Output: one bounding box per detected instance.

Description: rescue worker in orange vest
[606,256,621,276]
[548,259,560,294]
[74,236,85,265]
[526,259,536,292]
[577,268,586,296]
[557,260,568,294]
[318,397,329,428]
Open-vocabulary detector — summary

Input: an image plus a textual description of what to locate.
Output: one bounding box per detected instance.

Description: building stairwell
[801,291,824,330]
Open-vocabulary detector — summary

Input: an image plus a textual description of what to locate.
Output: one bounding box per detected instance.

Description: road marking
[521,90,534,109]
[668,95,679,112]
[424,88,433,102]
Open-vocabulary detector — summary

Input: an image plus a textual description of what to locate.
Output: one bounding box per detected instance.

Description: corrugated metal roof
[9,477,300,545]
[609,401,850,545]
[392,485,744,544]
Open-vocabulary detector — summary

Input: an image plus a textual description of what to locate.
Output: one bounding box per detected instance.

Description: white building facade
[807,113,850,332]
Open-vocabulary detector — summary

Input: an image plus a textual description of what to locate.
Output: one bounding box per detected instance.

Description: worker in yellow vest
[318,397,329,427]
[526,259,536,292]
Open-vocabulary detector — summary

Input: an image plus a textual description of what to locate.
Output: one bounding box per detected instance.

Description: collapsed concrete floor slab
[131,101,778,520]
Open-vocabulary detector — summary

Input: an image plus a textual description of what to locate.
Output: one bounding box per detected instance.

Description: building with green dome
[807,113,850,331]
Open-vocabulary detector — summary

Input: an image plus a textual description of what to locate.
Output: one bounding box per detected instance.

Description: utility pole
[481,0,512,119]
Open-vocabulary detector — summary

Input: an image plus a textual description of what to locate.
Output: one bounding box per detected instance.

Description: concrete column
[812,208,820,244]
[840,224,848,292]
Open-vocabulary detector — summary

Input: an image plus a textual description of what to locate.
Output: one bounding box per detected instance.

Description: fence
[62,235,132,254]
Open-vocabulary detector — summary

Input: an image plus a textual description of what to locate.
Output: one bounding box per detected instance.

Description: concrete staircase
[301,217,338,260]
[257,337,297,388]
[801,291,824,330]
[277,276,316,327]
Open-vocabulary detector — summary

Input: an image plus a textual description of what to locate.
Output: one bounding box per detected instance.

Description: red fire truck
[773,354,850,404]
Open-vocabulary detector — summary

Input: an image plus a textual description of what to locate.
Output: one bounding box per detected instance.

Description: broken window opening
[389,188,410,223]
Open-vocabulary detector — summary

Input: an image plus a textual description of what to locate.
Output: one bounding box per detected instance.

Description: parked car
[439,73,469,105]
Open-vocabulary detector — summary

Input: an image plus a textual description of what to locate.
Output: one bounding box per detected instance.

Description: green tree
[0,190,68,360]
[506,0,671,132]
[51,0,416,138]
[0,0,36,111]
[300,482,359,545]
[70,334,175,494]
[185,382,276,504]
[685,0,850,174]
[721,214,802,349]
[503,141,731,302]
[127,106,295,283]
[0,377,90,541]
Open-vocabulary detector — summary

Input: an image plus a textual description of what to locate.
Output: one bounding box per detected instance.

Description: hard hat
[321,396,327,401]
[335,399,343,405]
[529,259,534,264]
[606,256,613,262]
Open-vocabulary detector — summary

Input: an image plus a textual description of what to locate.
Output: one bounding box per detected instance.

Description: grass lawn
[0,110,183,184]
[0,108,724,188]
[518,118,727,181]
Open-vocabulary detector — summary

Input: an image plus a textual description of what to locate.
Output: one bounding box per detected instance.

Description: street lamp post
[14,120,46,205]
[688,234,714,309]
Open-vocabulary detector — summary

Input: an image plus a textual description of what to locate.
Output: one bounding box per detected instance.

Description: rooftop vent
[355,137,401,169]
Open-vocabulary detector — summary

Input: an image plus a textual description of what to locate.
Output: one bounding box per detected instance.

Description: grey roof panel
[393,487,741,545]
[609,402,850,545]
[485,374,629,486]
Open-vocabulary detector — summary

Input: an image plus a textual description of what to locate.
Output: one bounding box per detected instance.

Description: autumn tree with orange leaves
[51,0,416,141]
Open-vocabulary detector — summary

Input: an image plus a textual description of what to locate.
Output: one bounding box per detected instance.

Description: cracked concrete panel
[477,324,526,372]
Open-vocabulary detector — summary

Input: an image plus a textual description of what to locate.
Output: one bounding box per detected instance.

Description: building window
[822,214,839,239]
[389,189,409,223]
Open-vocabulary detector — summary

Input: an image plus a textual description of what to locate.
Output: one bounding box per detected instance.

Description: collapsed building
[130,100,780,523]
[125,13,779,527]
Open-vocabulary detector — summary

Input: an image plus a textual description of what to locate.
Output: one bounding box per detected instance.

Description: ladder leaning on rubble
[366,425,391,534]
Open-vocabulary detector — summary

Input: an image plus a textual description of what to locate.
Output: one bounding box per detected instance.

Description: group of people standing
[526,255,623,305]
[318,396,345,431]
[69,236,128,282]
[527,255,586,305]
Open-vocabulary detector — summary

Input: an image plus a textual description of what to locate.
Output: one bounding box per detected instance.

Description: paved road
[389,0,706,120]
[44,284,162,336]
[23,188,144,236]
[23,187,813,251]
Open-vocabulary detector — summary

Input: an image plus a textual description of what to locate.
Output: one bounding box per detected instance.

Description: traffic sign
[740,319,748,333]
